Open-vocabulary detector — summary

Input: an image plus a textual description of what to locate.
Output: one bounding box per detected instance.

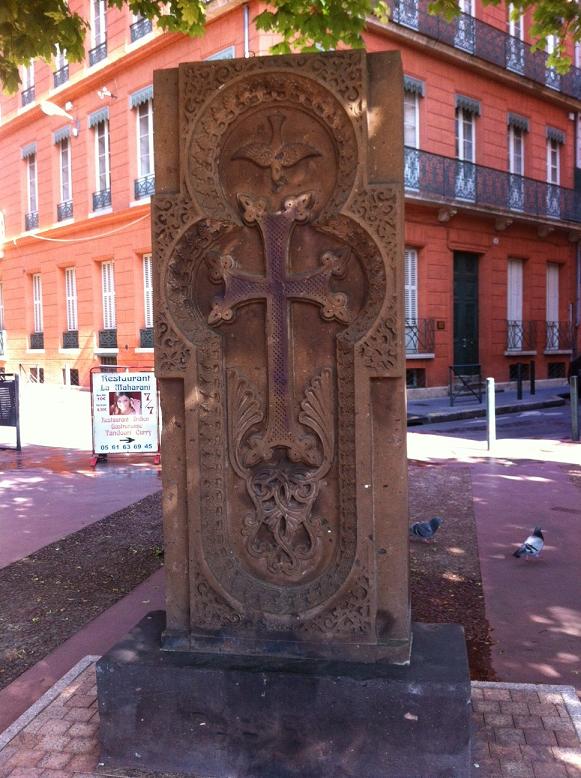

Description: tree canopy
[0,0,579,93]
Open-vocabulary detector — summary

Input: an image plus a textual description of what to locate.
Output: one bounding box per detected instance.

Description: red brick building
[0,0,579,392]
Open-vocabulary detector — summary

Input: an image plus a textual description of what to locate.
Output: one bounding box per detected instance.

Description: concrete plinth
[97,612,471,778]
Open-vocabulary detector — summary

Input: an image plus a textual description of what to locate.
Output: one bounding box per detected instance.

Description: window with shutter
[33,274,43,333]
[507,259,523,321]
[101,261,116,329]
[60,139,72,203]
[546,263,559,322]
[137,102,154,178]
[0,283,4,330]
[27,155,38,213]
[143,254,153,328]
[404,248,418,321]
[65,267,78,331]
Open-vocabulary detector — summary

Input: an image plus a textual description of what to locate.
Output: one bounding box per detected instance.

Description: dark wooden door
[453,252,479,365]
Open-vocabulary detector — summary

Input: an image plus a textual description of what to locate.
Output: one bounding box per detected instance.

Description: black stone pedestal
[97,612,471,778]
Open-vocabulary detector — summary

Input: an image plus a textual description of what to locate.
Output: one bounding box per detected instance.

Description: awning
[88,107,109,128]
[21,143,36,159]
[455,95,480,116]
[53,125,71,144]
[404,76,424,97]
[507,113,529,132]
[129,85,153,109]
[546,126,565,144]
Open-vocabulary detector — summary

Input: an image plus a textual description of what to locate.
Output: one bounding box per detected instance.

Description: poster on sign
[91,370,159,454]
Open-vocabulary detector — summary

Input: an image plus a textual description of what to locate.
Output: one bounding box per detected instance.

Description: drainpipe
[243,4,250,58]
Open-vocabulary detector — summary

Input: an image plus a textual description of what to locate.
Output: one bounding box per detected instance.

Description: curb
[407,396,565,426]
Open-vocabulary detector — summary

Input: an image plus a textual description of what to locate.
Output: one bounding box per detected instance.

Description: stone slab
[96,611,471,777]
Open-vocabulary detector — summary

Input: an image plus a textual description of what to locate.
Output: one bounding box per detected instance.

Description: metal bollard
[529,360,535,396]
[516,363,523,400]
[571,375,579,442]
[486,377,496,451]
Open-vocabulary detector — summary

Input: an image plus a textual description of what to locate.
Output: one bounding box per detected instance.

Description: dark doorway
[453,252,479,365]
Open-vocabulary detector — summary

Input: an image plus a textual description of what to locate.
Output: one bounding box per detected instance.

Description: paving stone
[472,741,490,760]
[552,747,581,768]
[498,761,534,777]
[485,714,514,728]
[514,716,544,730]
[37,736,70,752]
[528,703,559,717]
[64,708,93,723]
[6,750,44,768]
[495,728,525,745]
[524,729,558,746]
[510,692,541,704]
[6,768,45,778]
[556,705,572,719]
[519,745,557,762]
[537,693,566,705]
[474,700,502,714]
[501,702,531,716]
[7,733,39,749]
[541,716,575,732]
[532,763,568,777]
[471,688,485,700]
[489,743,522,760]
[566,767,581,777]
[67,723,98,739]
[483,689,512,702]
[37,753,72,770]
[555,731,581,748]
[63,739,96,755]
[66,754,99,771]
[37,721,72,737]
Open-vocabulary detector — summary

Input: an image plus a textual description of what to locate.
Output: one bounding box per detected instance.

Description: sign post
[90,367,160,465]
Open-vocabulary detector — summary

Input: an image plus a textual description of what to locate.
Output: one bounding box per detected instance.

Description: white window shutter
[507,259,523,321]
[65,267,78,331]
[143,254,153,328]
[102,261,116,329]
[546,263,559,322]
[0,283,4,330]
[404,247,418,321]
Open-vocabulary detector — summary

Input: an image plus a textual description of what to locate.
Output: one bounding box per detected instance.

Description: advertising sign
[91,370,159,454]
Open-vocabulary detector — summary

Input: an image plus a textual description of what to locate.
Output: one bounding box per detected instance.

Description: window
[91,0,107,47]
[21,61,35,105]
[93,118,111,210]
[205,46,236,60]
[403,78,423,191]
[507,259,524,350]
[506,4,524,73]
[404,247,419,354]
[60,137,72,204]
[53,44,68,87]
[65,267,78,332]
[508,122,525,211]
[546,136,561,218]
[63,366,80,385]
[33,274,43,333]
[546,262,559,349]
[455,0,475,53]
[130,13,152,42]
[27,154,38,215]
[101,261,116,330]
[545,35,560,89]
[143,254,153,328]
[30,367,45,383]
[455,105,476,201]
[404,91,419,150]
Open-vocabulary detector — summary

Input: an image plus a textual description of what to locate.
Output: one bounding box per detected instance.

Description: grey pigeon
[410,516,443,541]
[513,527,544,558]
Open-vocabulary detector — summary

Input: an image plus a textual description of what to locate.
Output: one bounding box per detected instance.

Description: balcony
[388,0,581,100]
[57,200,73,222]
[92,188,111,211]
[140,327,154,348]
[62,330,79,349]
[506,320,536,352]
[404,147,581,224]
[53,64,69,88]
[99,328,117,348]
[545,321,573,352]
[21,86,35,107]
[25,211,39,231]
[130,17,153,42]
[88,41,107,66]
[134,174,155,200]
[405,318,435,355]
[30,332,44,350]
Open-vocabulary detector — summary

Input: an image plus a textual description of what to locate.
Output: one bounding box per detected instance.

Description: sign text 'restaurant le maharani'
[91,370,159,454]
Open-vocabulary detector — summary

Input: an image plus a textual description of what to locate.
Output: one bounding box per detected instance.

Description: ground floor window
[406,368,426,388]
[547,362,565,378]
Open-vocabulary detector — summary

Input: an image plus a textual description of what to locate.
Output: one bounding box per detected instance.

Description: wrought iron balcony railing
[57,200,73,222]
[21,86,35,107]
[0,330,5,357]
[545,321,573,351]
[388,0,581,99]
[92,188,111,211]
[62,330,79,349]
[53,64,69,88]
[140,327,154,348]
[99,328,117,348]
[405,147,581,224]
[88,41,107,66]
[506,320,536,352]
[30,332,44,350]
[405,318,435,355]
[130,17,153,42]
[25,211,39,231]
[134,174,155,200]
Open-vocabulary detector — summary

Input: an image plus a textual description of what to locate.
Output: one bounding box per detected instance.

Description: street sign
[91,369,159,455]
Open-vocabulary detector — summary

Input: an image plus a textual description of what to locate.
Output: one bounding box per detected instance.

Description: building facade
[0,0,579,393]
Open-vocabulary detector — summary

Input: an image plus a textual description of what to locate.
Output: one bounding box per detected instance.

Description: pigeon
[409,516,443,541]
[513,527,544,558]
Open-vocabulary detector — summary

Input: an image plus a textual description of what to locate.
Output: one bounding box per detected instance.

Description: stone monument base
[96,612,471,778]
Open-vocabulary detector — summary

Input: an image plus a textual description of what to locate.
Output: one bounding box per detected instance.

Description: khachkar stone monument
[97,51,471,777]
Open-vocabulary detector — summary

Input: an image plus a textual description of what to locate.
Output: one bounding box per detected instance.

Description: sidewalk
[407,383,568,425]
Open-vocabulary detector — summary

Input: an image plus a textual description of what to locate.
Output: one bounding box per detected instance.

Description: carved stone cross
[207,191,350,466]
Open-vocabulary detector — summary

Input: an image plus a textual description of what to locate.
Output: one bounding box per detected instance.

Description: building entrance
[453,252,479,365]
